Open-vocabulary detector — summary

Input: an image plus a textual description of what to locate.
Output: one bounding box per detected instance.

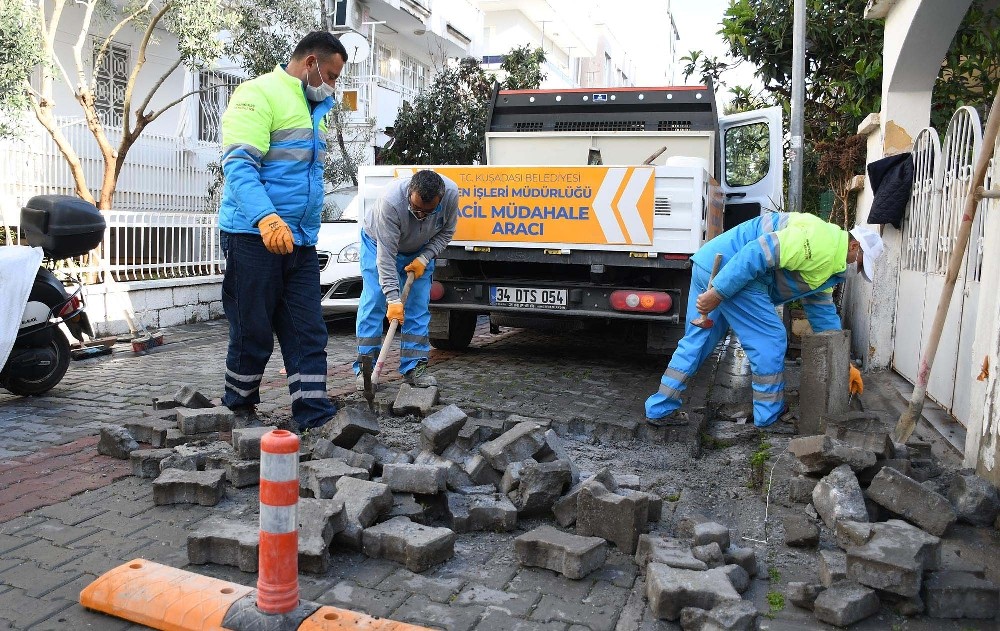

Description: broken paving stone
[231,426,272,460]
[883,592,925,617]
[645,564,741,621]
[462,454,500,488]
[225,460,260,488]
[834,520,873,549]
[857,458,914,486]
[169,441,235,472]
[499,461,530,494]
[819,550,847,588]
[812,581,880,627]
[173,385,213,409]
[392,384,439,417]
[683,600,758,630]
[534,430,580,484]
[332,477,393,551]
[723,546,757,577]
[692,522,730,549]
[823,411,895,459]
[782,513,819,548]
[479,420,548,472]
[812,464,868,529]
[300,458,369,499]
[719,564,750,594]
[386,493,428,524]
[551,468,617,528]
[866,467,957,536]
[691,542,725,569]
[381,463,448,495]
[187,516,258,572]
[153,468,225,506]
[361,516,455,572]
[508,460,572,516]
[352,434,412,474]
[310,439,376,473]
[788,475,819,504]
[455,416,506,450]
[297,497,347,574]
[514,525,607,580]
[576,481,649,555]
[324,407,380,449]
[411,450,473,491]
[163,429,220,448]
[126,416,177,447]
[922,570,1000,619]
[130,448,174,478]
[176,406,234,435]
[788,434,876,474]
[419,404,467,454]
[846,519,941,598]
[786,582,825,609]
[635,535,707,570]
[613,473,641,490]
[947,473,1000,526]
[451,485,496,495]
[98,425,140,460]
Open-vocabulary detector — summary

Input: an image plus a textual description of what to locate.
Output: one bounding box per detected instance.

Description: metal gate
[893,107,987,426]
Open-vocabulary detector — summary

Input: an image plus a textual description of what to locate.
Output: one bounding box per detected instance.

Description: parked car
[317,186,361,318]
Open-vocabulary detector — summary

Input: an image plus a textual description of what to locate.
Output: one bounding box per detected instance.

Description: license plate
[490,286,567,310]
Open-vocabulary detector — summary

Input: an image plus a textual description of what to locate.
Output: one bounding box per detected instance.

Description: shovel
[371,271,416,390]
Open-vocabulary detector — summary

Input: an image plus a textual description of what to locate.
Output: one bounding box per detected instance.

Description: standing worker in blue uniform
[354,170,459,389]
[646,213,884,428]
[218,32,348,431]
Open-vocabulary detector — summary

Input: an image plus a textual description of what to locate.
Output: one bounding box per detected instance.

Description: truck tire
[430,311,477,351]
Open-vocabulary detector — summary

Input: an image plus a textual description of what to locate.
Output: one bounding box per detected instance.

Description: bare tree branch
[27,88,94,204]
[92,0,156,92]
[122,2,171,139]
[136,57,182,120]
[145,86,212,126]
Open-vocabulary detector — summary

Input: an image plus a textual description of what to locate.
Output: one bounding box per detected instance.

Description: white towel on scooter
[0,246,45,370]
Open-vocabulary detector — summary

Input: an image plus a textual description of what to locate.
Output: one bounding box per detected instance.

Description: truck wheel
[430,311,477,351]
[1,328,71,396]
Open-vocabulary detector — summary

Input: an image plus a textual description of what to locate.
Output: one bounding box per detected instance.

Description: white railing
[4,210,224,283]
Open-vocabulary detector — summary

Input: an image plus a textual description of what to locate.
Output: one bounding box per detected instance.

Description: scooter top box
[21,195,106,259]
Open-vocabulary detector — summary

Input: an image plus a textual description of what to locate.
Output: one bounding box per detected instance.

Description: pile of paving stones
[781,410,1000,626]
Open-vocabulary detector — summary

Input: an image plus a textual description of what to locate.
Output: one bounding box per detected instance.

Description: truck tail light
[610,290,672,314]
[430,281,445,301]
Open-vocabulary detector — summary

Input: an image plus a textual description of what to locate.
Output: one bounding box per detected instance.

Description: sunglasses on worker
[408,198,441,220]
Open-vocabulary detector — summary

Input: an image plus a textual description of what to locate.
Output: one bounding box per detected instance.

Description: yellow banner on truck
[405,166,655,246]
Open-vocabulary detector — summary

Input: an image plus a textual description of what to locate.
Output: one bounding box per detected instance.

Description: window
[376,42,398,83]
[400,54,429,93]
[724,122,770,187]
[93,42,129,128]
[199,71,242,144]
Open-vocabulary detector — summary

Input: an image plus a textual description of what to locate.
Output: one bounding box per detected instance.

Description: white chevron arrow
[616,168,652,245]
[593,168,627,244]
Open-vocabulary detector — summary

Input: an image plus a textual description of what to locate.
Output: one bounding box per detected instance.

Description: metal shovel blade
[360,353,375,412]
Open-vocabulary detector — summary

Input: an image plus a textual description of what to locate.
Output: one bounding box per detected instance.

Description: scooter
[0,195,105,396]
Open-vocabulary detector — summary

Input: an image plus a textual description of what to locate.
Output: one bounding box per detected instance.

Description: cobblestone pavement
[0,318,995,630]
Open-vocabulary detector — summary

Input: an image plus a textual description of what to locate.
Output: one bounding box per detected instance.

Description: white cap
[849,226,884,282]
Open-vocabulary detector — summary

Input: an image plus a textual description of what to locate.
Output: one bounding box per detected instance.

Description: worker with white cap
[646,213,884,429]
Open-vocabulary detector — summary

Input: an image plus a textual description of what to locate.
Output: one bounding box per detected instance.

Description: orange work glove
[404,255,429,279]
[386,300,404,324]
[849,364,864,396]
[258,213,293,255]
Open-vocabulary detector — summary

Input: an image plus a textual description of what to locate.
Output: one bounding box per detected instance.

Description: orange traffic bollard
[257,428,300,614]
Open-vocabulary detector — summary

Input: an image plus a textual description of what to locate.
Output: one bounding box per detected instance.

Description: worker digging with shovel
[645,212,884,430]
[354,169,460,402]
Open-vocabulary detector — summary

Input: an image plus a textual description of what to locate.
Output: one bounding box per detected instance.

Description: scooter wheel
[1,328,71,396]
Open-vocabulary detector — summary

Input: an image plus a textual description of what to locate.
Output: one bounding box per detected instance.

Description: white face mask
[303,63,335,102]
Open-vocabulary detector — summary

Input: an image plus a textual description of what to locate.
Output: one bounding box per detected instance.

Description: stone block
[130,448,174,478]
[500,461,529,494]
[411,450,472,491]
[301,458,369,499]
[819,550,847,587]
[551,468,617,527]
[723,546,757,577]
[455,416,506,450]
[386,493,428,524]
[153,469,225,506]
[614,474,641,490]
[225,460,260,488]
[176,406,234,435]
[163,428,220,447]
[786,582,825,609]
[691,542,725,568]
[353,434,412,475]
[922,571,999,619]
[866,467,957,536]
[812,581,879,627]
[381,463,448,495]
[297,497,347,574]
[635,535,707,570]
[782,514,819,548]
[332,477,393,551]
[419,404,467,454]
[834,520,873,549]
[463,454,500,488]
[310,439,376,473]
[682,600,758,631]
[173,385,213,409]
[812,464,868,528]
[948,474,1000,526]
[98,425,140,459]
[231,426,272,460]
[126,416,177,447]
[787,435,876,474]
[325,407,380,449]
[167,441,235,472]
[452,485,496,495]
[798,329,850,435]
[361,516,455,572]
[480,420,548,472]
[788,475,819,504]
[446,492,517,533]
[675,509,712,540]
[187,516,258,571]
[645,563,741,621]
[857,458,913,486]
[576,481,648,554]
[514,525,607,580]
[693,522,730,549]
[534,430,580,484]
[823,411,894,459]
[152,396,181,411]
[392,384,440,416]
[846,519,941,597]
[719,564,750,594]
[508,460,572,516]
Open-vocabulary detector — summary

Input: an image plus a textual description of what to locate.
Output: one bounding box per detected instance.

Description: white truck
[357,84,782,353]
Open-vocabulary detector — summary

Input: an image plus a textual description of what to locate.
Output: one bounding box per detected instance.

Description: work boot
[404,361,437,388]
[231,405,265,429]
[645,411,689,427]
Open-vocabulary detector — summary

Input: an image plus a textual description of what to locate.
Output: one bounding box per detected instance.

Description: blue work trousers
[353,231,434,376]
[220,232,336,429]
[646,264,786,427]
